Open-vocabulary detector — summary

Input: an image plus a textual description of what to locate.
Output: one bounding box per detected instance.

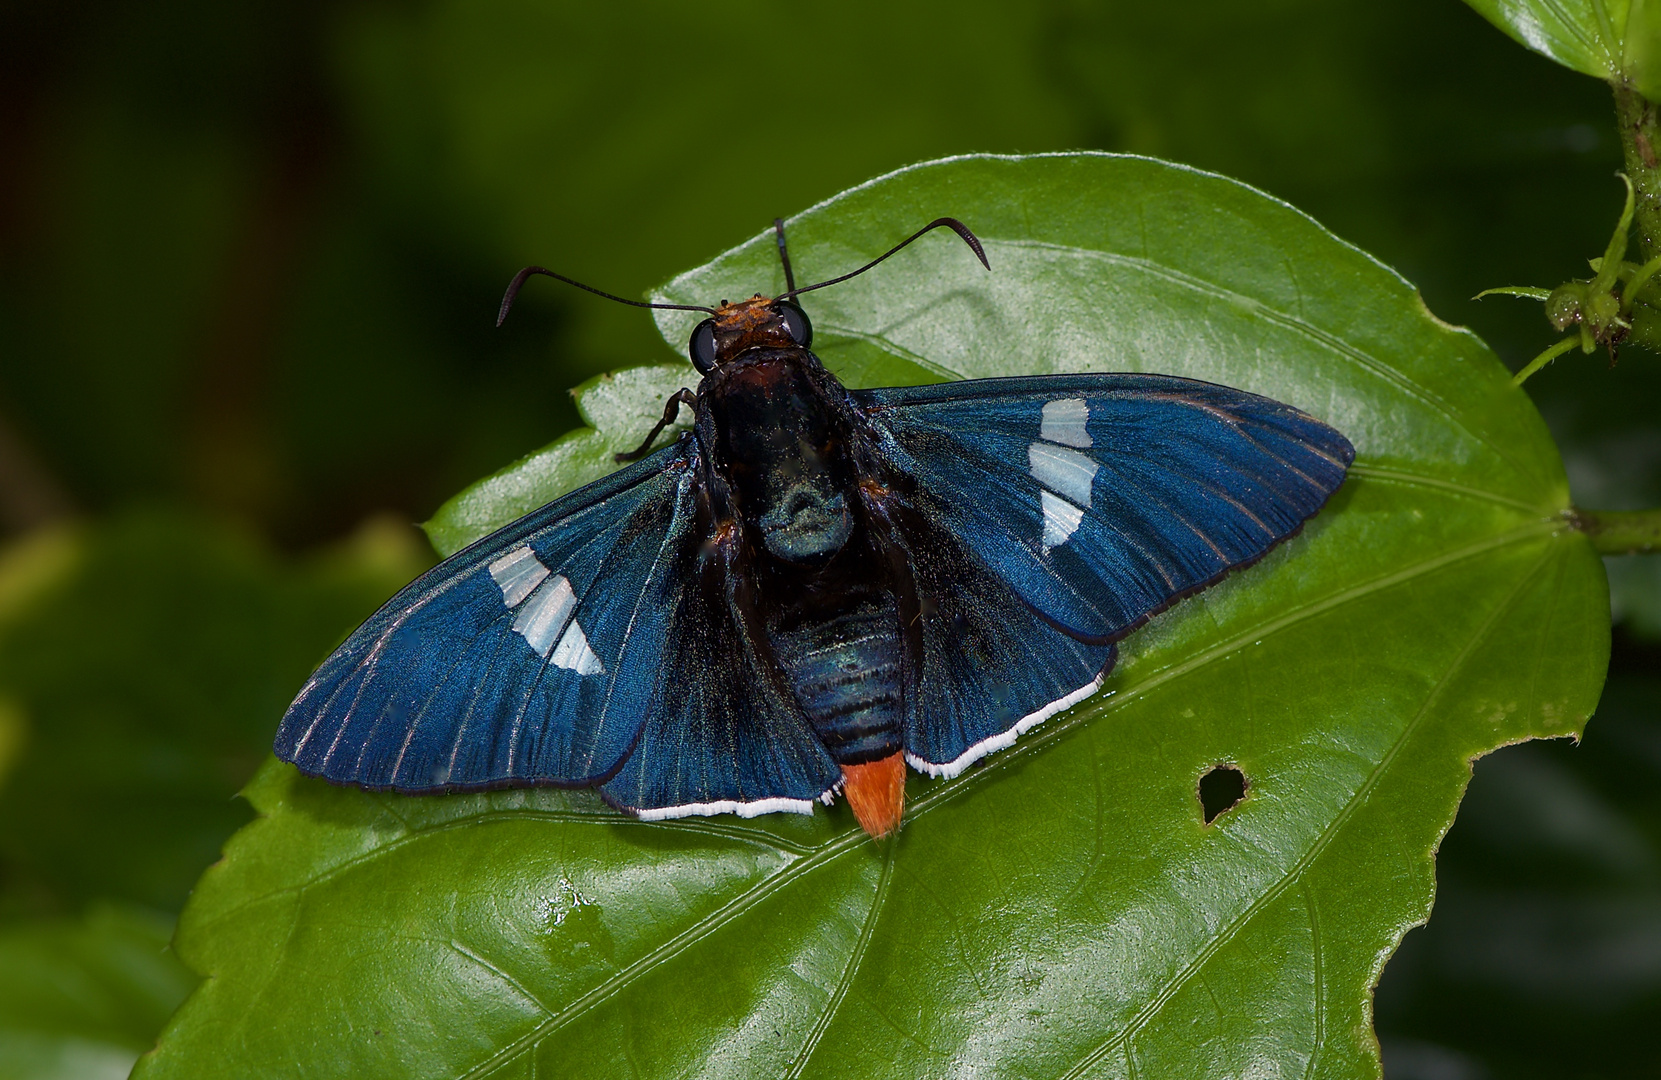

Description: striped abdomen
[770,600,904,765]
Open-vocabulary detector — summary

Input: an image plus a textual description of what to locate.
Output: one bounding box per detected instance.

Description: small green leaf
[0,905,195,1080]
[1473,285,1554,300]
[138,155,1607,1080]
[1464,0,1661,99]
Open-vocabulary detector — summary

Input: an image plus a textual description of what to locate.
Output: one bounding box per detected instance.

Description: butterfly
[274,217,1354,838]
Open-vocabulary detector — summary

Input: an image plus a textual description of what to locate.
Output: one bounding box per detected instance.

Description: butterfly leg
[615,389,698,462]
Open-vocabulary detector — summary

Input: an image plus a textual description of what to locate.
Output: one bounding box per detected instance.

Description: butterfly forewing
[275,446,698,792]
[855,374,1354,643]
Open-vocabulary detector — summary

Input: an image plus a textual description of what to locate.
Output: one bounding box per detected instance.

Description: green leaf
[0,905,195,1080]
[1464,0,1661,100]
[1473,285,1555,300]
[137,155,1607,1079]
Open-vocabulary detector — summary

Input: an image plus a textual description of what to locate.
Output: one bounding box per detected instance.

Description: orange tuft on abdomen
[841,753,907,838]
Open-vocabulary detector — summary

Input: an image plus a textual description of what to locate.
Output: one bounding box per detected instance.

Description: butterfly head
[687,295,812,374]
[677,216,984,374]
[496,218,984,378]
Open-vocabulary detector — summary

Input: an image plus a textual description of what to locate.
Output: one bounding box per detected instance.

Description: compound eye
[689,319,718,373]
[776,301,812,348]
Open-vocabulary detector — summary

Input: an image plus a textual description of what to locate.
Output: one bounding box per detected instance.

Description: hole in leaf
[1199,764,1247,824]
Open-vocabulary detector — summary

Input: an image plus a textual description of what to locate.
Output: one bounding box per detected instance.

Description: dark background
[0,2,1655,1077]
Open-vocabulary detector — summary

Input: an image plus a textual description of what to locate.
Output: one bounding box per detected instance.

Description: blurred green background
[0,1,1655,1077]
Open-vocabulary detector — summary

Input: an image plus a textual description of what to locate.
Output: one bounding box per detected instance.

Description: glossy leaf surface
[1464,0,1661,98]
[137,155,1608,1079]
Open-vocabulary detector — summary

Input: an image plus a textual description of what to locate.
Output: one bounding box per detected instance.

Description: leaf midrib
[784,842,898,1079]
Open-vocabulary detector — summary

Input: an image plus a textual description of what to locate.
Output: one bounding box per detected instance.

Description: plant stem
[1615,81,1661,265]
[1512,336,1578,385]
[1574,507,1661,554]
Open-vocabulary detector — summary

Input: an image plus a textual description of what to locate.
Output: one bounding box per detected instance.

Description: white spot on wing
[1028,442,1098,507]
[1041,490,1086,549]
[1040,398,1091,447]
[489,545,550,607]
[513,575,577,656]
[551,619,604,675]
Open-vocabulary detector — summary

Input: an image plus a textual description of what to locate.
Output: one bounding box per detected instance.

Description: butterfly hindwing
[276,445,700,792]
[600,551,843,818]
[877,500,1117,778]
[855,374,1354,642]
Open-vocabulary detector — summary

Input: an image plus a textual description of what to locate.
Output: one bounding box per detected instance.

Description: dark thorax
[698,342,908,768]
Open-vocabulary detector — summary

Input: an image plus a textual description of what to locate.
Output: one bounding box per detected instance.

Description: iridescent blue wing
[599,554,842,820]
[853,373,1351,773]
[275,447,700,792]
[856,373,1353,643]
[875,500,1118,778]
[275,439,842,816]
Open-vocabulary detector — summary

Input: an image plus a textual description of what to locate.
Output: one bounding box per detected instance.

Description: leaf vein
[1344,464,1554,514]
[1057,541,1554,1079]
[1300,881,1324,1080]
[455,835,870,1080]
[784,843,897,1079]
[818,325,959,380]
[192,810,816,936]
[907,520,1559,821]
[448,938,554,1018]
